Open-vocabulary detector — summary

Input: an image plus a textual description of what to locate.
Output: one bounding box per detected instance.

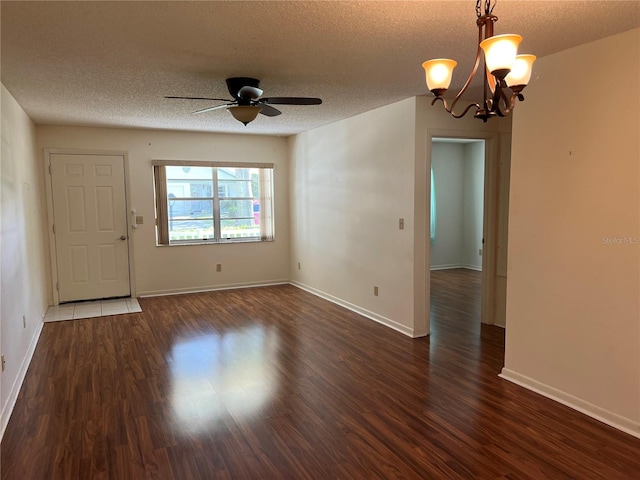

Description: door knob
[118,235,127,241]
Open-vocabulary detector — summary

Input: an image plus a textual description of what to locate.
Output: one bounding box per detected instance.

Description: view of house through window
[153,162,274,245]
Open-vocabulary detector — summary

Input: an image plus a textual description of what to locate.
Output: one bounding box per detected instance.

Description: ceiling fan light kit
[422,0,536,122]
[166,77,322,126]
[228,105,263,126]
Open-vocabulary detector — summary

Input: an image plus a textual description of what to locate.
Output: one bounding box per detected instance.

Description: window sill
[157,238,273,247]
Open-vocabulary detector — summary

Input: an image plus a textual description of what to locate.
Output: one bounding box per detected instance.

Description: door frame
[426,129,502,326]
[44,149,136,305]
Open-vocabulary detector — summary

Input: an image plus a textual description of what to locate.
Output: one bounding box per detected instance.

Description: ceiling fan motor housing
[226,77,261,101]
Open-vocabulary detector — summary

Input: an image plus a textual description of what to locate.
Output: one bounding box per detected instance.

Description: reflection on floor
[430,267,482,336]
[44,297,141,322]
[170,325,279,435]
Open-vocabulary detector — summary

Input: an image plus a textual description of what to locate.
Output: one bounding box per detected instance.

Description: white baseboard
[461,264,482,271]
[500,368,640,439]
[1,320,44,441]
[430,264,482,271]
[430,264,461,271]
[138,279,289,298]
[290,281,420,338]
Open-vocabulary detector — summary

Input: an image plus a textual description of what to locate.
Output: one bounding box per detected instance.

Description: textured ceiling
[1,1,639,136]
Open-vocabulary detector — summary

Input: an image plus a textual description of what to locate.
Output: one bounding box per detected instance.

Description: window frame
[152,160,274,246]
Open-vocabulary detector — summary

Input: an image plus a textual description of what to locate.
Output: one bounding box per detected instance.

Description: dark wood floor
[2,269,639,479]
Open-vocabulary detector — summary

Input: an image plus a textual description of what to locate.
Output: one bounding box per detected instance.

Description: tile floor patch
[45,297,142,322]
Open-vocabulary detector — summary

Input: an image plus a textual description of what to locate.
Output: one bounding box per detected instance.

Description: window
[153,161,274,245]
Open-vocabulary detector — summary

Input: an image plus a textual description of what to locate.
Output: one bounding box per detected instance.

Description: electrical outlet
[22,315,26,328]
[216,264,222,272]
[1,355,5,372]
[479,248,483,256]
[374,286,379,296]
[399,218,404,230]
[135,215,144,225]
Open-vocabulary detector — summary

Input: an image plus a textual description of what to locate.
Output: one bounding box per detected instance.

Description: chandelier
[422,0,536,122]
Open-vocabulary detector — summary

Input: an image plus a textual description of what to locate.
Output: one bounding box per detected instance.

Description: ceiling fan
[165,77,322,125]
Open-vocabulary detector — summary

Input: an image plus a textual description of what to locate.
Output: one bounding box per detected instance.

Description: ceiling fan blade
[260,97,322,105]
[165,96,232,102]
[192,103,235,115]
[259,104,282,117]
[237,86,263,100]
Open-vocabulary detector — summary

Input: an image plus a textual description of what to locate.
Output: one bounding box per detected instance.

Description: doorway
[46,152,131,304]
[430,138,485,332]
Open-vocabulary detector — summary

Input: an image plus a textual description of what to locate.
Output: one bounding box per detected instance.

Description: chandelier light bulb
[505,54,537,89]
[422,59,458,94]
[480,34,522,79]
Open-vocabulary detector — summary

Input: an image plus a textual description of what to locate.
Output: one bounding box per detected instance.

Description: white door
[50,153,130,302]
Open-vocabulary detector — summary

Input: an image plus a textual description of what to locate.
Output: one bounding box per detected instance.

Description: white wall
[461,141,484,269]
[494,133,512,328]
[36,126,290,297]
[431,143,464,268]
[430,142,484,270]
[289,98,418,336]
[503,28,640,437]
[0,85,49,436]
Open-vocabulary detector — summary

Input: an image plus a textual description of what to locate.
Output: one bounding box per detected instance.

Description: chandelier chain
[476,0,496,18]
